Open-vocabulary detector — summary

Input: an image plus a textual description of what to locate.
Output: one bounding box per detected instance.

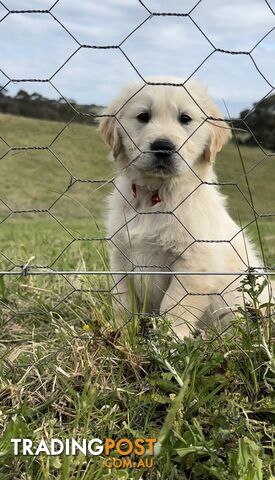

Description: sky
[0,0,274,116]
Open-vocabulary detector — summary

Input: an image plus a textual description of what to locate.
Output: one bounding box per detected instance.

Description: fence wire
[0,0,274,348]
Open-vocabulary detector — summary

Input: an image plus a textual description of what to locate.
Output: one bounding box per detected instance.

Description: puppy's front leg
[109,247,134,327]
[160,275,211,339]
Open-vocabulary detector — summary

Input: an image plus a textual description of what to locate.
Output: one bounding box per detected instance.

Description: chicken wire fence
[0,0,275,351]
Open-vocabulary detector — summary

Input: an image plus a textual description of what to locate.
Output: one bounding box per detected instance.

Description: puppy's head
[99,77,231,178]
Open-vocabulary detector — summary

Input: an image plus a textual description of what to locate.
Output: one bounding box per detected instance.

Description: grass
[0,114,274,479]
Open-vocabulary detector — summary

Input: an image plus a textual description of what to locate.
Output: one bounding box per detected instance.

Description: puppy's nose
[150,139,175,157]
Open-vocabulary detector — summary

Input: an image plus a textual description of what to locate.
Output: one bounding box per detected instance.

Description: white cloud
[53,0,148,45]
[122,16,213,80]
[192,0,275,50]
[141,0,200,13]
[194,52,271,116]
[251,29,275,86]
[2,0,51,9]
[0,13,77,78]
[0,0,273,115]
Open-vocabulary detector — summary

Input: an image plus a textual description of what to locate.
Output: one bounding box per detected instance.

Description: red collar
[131,183,161,206]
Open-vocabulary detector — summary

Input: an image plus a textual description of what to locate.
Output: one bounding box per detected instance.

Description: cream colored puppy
[99,77,266,338]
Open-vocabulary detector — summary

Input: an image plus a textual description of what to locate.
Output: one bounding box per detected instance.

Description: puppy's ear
[98,101,123,159]
[203,104,231,163]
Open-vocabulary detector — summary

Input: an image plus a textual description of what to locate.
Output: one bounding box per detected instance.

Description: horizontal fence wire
[2,270,275,277]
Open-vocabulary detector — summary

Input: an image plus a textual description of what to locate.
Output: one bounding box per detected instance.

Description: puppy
[99,77,269,338]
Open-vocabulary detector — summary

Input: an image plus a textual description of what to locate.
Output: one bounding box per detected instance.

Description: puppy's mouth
[150,154,177,174]
[136,152,179,177]
[131,139,181,177]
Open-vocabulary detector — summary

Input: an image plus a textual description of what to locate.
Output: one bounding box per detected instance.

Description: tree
[15,89,31,101]
[0,88,101,124]
[0,85,7,97]
[237,95,275,151]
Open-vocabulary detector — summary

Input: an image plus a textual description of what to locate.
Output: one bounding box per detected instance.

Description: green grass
[0,273,274,479]
[215,140,275,266]
[0,114,274,479]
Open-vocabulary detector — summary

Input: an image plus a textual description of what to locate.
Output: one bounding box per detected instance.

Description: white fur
[99,77,269,338]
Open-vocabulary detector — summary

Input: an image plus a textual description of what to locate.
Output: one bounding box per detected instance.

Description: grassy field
[0,114,274,479]
[0,113,274,269]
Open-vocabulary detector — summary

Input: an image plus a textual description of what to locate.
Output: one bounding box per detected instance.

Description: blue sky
[0,0,274,116]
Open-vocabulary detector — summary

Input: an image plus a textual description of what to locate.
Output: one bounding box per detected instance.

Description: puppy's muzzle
[149,138,176,173]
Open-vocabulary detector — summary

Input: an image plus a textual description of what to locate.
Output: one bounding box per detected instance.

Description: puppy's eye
[179,113,192,125]
[136,112,150,123]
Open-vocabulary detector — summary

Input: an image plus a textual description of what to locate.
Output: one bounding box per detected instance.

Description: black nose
[150,139,175,157]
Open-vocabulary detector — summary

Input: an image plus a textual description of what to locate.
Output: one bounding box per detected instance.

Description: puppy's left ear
[203,104,232,163]
[98,100,123,159]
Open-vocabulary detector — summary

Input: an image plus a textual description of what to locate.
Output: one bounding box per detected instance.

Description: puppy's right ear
[98,102,123,159]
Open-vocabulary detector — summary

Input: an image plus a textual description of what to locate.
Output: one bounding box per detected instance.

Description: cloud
[0,13,77,78]
[1,0,50,9]
[141,0,201,14]
[194,53,271,116]
[192,0,275,50]
[0,0,274,116]
[53,0,148,45]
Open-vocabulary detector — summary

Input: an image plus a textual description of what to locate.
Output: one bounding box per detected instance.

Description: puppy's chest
[125,212,191,261]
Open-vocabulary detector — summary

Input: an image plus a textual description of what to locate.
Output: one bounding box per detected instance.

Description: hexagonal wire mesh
[0,0,274,351]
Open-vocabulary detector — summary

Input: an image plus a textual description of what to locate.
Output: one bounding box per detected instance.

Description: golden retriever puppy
[99,77,268,338]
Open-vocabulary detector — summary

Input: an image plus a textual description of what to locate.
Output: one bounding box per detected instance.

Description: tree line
[0,86,103,124]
